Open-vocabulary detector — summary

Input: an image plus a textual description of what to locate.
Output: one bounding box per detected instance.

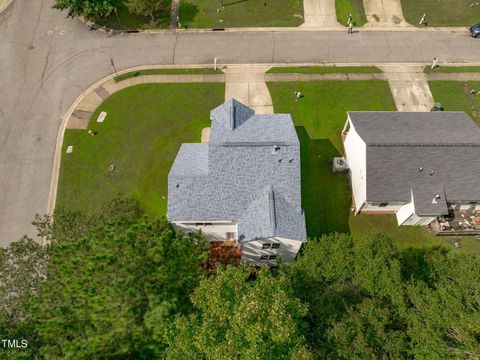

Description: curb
[0,0,13,16]
[77,16,468,34]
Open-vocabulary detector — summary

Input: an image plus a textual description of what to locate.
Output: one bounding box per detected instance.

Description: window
[269,255,277,260]
[378,203,389,207]
[260,255,269,261]
[262,243,271,250]
[271,243,280,249]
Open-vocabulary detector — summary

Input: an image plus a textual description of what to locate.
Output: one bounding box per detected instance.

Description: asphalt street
[1,0,480,245]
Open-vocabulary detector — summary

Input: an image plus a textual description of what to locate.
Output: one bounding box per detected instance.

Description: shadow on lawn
[179,2,200,25]
[296,126,351,238]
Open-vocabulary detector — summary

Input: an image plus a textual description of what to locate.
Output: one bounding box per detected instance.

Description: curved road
[1,0,479,244]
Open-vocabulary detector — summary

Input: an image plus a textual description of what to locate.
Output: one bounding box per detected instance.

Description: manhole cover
[392,15,401,24]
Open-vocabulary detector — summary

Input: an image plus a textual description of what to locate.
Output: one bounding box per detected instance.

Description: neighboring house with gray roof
[168,99,307,265]
[342,111,480,226]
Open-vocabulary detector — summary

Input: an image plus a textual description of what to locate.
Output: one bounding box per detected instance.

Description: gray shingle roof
[351,112,480,213]
[348,112,480,145]
[168,99,306,243]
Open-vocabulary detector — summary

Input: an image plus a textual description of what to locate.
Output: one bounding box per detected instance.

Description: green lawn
[268,80,480,254]
[179,0,303,28]
[114,68,223,82]
[425,66,480,74]
[428,81,480,125]
[335,0,367,26]
[401,0,480,27]
[56,83,225,217]
[95,5,171,30]
[267,81,396,237]
[267,66,382,74]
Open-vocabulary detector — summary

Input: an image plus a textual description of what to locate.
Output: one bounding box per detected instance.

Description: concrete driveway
[1,0,480,245]
[363,0,410,27]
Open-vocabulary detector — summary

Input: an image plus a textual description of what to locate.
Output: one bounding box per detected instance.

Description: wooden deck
[205,241,242,271]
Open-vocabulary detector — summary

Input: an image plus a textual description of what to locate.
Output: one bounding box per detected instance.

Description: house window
[260,255,269,261]
[271,243,280,249]
[262,243,271,250]
[378,203,389,207]
[226,232,236,241]
[269,255,277,260]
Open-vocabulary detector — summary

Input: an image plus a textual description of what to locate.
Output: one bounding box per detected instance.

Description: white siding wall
[362,203,406,212]
[344,117,367,213]
[171,222,237,241]
[241,237,303,266]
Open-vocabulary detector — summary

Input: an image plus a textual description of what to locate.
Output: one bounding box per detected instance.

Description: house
[342,111,480,226]
[167,99,307,265]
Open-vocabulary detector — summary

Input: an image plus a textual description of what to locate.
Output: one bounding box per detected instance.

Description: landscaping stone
[66,145,73,154]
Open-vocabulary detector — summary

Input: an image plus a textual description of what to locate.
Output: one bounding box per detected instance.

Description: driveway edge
[0,0,13,16]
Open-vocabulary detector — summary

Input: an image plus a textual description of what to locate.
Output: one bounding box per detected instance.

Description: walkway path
[363,0,410,27]
[301,0,342,27]
[380,65,433,111]
[223,66,274,114]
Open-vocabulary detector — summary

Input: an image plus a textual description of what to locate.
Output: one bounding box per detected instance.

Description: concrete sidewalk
[380,65,433,111]
[301,0,342,27]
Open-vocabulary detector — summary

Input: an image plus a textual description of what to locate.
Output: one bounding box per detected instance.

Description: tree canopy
[2,205,480,359]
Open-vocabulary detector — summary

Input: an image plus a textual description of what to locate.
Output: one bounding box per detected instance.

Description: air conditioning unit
[332,157,349,172]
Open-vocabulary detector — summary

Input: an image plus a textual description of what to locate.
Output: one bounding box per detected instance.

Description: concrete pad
[66,145,73,154]
[67,115,89,129]
[96,111,107,123]
[201,128,210,143]
[93,86,111,100]
[223,66,273,114]
[225,82,249,104]
[301,0,342,27]
[363,0,411,27]
[76,91,103,112]
[380,65,434,111]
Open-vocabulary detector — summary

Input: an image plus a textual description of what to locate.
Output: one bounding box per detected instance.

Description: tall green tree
[125,0,168,21]
[166,265,312,360]
[53,0,123,19]
[0,237,49,360]
[407,250,480,359]
[29,201,208,359]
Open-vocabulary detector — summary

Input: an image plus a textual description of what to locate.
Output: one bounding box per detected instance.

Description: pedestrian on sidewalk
[348,22,353,34]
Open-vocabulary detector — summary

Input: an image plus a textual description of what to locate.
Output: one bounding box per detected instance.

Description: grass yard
[114,68,223,82]
[267,66,381,74]
[335,0,367,26]
[428,81,480,125]
[179,0,303,28]
[268,80,480,254]
[95,5,171,30]
[56,83,225,217]
[425,66,480,73]
[401,0,480,27]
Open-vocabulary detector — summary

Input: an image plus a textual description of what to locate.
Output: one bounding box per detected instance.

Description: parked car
[469,23,480,37]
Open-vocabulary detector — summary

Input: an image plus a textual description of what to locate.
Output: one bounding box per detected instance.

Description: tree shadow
[296,126,351,238]
[179,2,199,25]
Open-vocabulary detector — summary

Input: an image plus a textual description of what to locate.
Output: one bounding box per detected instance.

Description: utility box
[332,157,349,172]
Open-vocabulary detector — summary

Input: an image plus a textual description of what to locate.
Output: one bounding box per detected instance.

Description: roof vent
[430,170,435,176]
[176,184,180,188]
[278,158,282,163]
[419,167,423,172]
[289,158,294,163]
[272,145,281,154]
[432,194,441,204]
